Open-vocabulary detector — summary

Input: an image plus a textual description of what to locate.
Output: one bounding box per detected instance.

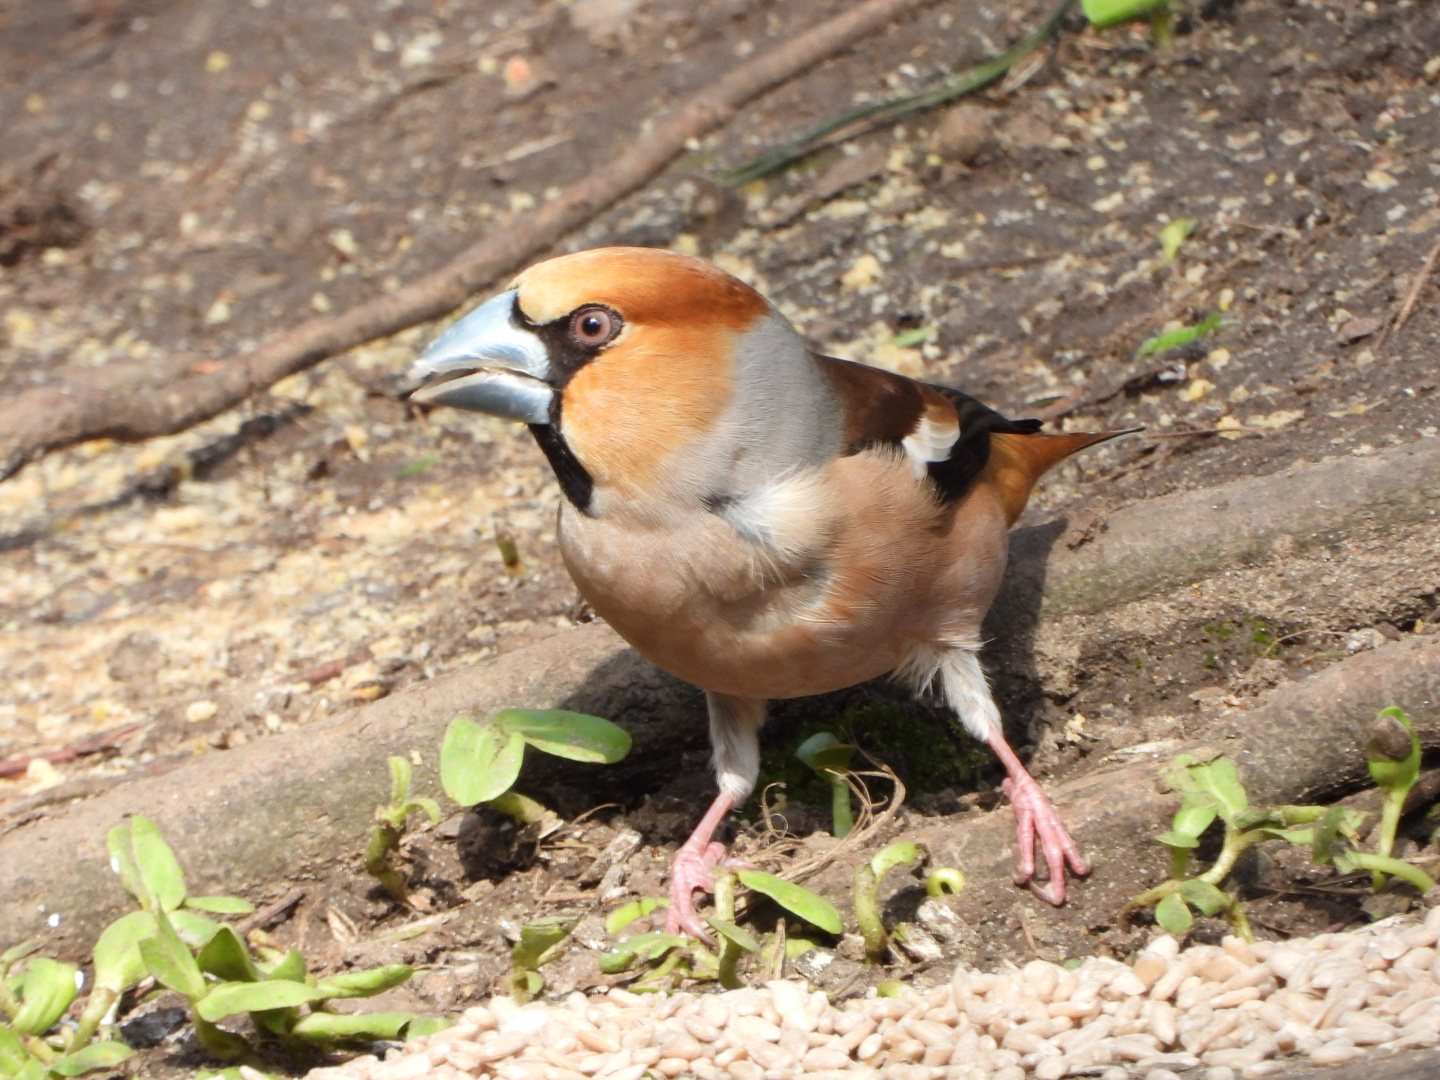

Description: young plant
[1,940,133,1080]
[110,816,438,1062]
[853,842,925,963]
[1081,0,1173,44]
[1124,755,1329,938]
[794,733,856,838]
[507,918,578,1004]
[1127,734,1439,939]
[1366,707,1423,887]
[440,710,631,821]
[365,756,442,904]
[599,871,837,990]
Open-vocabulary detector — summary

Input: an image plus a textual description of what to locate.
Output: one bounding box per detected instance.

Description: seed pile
[308,906,1440,1080]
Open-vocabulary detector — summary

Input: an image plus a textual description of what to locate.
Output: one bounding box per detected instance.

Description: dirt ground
[2,0,1439,1074]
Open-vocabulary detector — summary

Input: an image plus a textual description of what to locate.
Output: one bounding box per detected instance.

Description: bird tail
[984,428,1139,525]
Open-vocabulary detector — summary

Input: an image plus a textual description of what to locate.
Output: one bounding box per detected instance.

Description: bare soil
[2,0,1439,1075]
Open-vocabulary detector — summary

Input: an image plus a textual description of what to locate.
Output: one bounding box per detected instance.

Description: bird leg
[665,790,735,939]
[986,729,1091,905]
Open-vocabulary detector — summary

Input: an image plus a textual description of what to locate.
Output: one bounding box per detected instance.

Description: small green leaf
[169,910,222,950]
[405,798,443,825]
[597,948,639,974]
[794,732,841,770]
[50,1042,133,1076]
[707,919,760,953]
[1193,758,1247,821]
[388,755,413,806]
[495,710,632,764]
[395,456,438,480]
[614,933,686,963]
[404,1017,454,1039]
[1312,805,1347,866]
[1081,0,1170,30]
[0,1021,28,1074]
[92,911,156,994]
[183,896,255,915]
[262,948,308,983]
[737,871,842,935]
[129,816,187,914]
[1155,830,1200,849]
[12,958,80,1036]
[512,918,579,971]
[314,965,414,1000]
[440,717,525,806]
[290,1011,418,1043]
[1154,892,1193,935]
[195,927,260,984]
[605,897,667,936]
[1177,880,1230,917]
[138,909,207,1001]
[870,842,923,882]
[1157,218,1196,261]
[876,981,905,998]
[106,825,150,911]
[1137,313,1221,357]
[891,326,934,348]
[925,868,966,896]
[196,980,326,1022]
[1171,796,1219,839]
[1,942,40,967]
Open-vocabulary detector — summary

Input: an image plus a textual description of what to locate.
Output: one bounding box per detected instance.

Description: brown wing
[817,354,1134,522]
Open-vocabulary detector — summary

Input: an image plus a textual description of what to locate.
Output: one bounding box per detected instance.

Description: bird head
[406,247,832,512]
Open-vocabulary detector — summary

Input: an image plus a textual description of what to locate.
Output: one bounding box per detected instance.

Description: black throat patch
[529,422,594,515]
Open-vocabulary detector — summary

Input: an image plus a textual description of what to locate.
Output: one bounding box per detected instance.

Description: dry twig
[1381,234,1440,346]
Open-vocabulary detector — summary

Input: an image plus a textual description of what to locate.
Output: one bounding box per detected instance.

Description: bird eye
[570,306,619,347]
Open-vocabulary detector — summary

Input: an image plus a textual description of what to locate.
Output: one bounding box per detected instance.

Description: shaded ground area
[1,0,1439,1075]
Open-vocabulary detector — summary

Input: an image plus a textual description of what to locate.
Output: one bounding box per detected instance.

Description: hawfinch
[406,247,1127,937]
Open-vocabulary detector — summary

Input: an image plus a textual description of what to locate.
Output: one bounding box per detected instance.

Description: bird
[405,246,1131,938]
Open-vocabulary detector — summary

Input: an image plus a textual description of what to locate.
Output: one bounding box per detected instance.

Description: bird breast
[555,450,1010,700]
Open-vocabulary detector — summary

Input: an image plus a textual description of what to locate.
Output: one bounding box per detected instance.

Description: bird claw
[1002,774,1091,906]
[664,841,727,940]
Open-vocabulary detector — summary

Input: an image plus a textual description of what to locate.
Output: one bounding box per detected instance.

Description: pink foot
[1002,771,1091,905]
[665,840,726,939]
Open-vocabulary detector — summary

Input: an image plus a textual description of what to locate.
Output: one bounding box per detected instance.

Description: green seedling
[925,868,966,897]
[891,327,935,349]
[1081,0,1173,44]
[853,842,926,963]
[600,870,834,990]
[1366,707,1422,888]
[794,733,856,838]
[394,456,438,479]
[604,898,667,936]
[440,710,632,821]
[736,871,843,936]
[1158,218,1196,262]
[508,918,578,1004]
[1137,313,1222,357]
[119,816,435,1061]
[365,756,442,905]
[1125,755,1331,938]
[1129,731,1438,939]
[709,872,760,990]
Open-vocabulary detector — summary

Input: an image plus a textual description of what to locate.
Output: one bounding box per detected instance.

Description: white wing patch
[901,414,960,478]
